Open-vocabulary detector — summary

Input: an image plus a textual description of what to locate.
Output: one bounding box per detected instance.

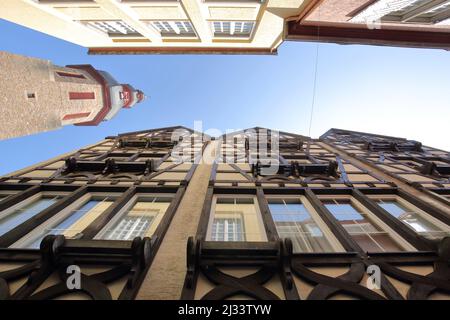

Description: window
[207,197,266,242]
[374,199,449,239]
[268,198,336,253]
[351,0,450,25]
[211,217,244,241]
[150,21,196,37]
[102,215,153,241]
[27,92,36,99]
[0,195,63,237]
[84,21,141,37]
[323,199,404,252]
[68,92,95,100]
[14,197,115,249]
[56,71,86,79]
[96,196,172,241]
[212,21,254,37]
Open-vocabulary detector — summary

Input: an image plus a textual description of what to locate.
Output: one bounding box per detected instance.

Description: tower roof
[66,65,146,126]
[103,84,146,121]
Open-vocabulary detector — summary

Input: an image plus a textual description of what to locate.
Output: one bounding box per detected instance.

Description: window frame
[94,193,174,241]
[81,20,143,38]
[210,215,246,242]
[210,20,256,38]
[368,194,450,239]
[11,192,120,248]
[147,20,198,38]
[318,194,417,252]
[206,195,267,242]
[265,195,345,253]
[0,191,68,224]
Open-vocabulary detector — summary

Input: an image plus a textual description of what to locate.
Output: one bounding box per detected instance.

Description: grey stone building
[0,51,145,140]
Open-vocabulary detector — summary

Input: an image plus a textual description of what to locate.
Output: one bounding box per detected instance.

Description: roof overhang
[286,22,450,50]
[88,47,277,55]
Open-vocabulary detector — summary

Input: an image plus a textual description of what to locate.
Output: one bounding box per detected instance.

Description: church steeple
[0,51,146,140]
[67,66,147,125]
[118,84,146,109]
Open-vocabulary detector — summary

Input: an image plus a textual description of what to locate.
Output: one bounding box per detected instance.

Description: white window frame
[101,214,155,241]
[94,193,174,241]
[206,195,267,242]
[210,21,255,38]
[82,20,141,37]
[211,216,245,241]
[149,20,197,37]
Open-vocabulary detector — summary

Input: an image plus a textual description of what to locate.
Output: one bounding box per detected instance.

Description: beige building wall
[0,0,312,53]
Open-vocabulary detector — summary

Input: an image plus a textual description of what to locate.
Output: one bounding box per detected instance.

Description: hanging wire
[307,5,321,138]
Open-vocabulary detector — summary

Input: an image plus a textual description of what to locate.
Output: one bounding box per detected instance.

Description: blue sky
[0,19,449,176]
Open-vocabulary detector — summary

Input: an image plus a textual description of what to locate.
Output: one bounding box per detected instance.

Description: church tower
[0,51,145,140]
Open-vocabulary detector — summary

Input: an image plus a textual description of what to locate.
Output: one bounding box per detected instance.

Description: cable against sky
[308,5,321,138]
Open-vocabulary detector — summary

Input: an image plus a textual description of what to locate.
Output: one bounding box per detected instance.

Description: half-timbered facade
[0,126,449,300]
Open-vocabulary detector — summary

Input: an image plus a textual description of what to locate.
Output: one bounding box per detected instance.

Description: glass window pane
[212,21,254,37]
[20,198,114,249]
[268,198,335,253]
[151,21,195,36]
[98,196,171,241]
[324,202,366,221]
[325,199,403,252]
[103,215,154,241]
[211,218,244,241]
[0,196,61,237]
[372,234,403,251]
[209,197,264,242]
[377,199,448,239]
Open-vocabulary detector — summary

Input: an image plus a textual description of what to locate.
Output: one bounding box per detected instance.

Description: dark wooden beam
[256,188,279,241]
[286,23,450,50]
